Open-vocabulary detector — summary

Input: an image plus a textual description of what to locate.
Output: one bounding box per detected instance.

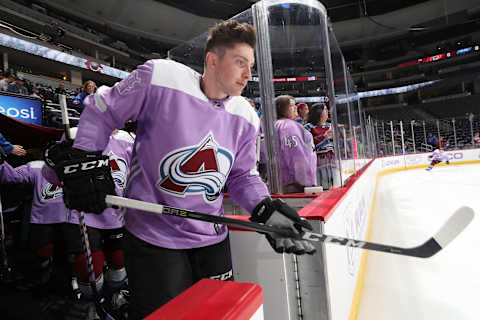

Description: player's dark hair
[307,103,327,124]
[205,20,256,57]
[275,95,294,119]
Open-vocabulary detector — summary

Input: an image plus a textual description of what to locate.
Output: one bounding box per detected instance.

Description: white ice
[358,163,480,320]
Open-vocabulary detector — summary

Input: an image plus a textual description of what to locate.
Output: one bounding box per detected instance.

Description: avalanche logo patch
[157,134,234,202]
[107,151,128,188]
[41,183,63,201]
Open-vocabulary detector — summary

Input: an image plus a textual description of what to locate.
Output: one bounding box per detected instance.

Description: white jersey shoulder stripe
[225,96,260,132]
[113,130,135,144]
[29,160,45,169]
[94,85,109,112]
[151,59,208,102]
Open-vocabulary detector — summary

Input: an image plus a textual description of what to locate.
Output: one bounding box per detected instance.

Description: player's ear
[205,51,218,70]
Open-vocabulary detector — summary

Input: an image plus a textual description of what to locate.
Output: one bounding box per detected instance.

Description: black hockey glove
[250,198,316,255]
[44,141,115,214]
[446,160,450,165]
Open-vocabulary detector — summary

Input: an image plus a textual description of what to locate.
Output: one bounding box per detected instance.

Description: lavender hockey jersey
[67,130,134,229]
[73,59,270,249]
[0,161,66,224]
[429,149,450,162]
[275,119,317,187]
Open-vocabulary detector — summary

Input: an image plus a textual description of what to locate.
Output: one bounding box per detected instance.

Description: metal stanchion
[400,121,405,154]
[390,121,395,156]
[411,120,416,153]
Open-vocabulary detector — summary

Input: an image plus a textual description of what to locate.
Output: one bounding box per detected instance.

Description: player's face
[286,99,296,119]
[215,43,254,97]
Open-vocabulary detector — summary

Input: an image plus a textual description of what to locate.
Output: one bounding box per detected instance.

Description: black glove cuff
[250,198,275,223]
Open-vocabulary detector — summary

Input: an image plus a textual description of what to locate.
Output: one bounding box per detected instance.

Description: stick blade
[434,206,474,249]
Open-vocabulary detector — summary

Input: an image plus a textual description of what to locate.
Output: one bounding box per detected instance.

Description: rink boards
[228,148,480,320]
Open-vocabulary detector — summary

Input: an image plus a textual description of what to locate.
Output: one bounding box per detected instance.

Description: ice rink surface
[358,163,480,320]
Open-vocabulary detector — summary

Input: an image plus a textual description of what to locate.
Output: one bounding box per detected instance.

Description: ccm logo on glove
[63,159,110,174]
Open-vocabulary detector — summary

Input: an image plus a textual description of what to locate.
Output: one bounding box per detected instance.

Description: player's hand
[324,129,333,140]
[11,145,26,156]
[250,198,316,255]
[44,142,115,214]
[447,160,450,165]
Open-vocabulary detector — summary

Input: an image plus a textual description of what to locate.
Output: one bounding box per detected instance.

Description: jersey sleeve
[0,162,34,185]
[73,60,154,152]
[226,129,270,214]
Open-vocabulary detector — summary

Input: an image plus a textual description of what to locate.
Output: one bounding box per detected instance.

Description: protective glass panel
[167,1,361,193]
[254,0,342,192]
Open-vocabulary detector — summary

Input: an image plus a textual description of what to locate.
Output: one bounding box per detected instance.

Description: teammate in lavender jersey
[64,128,134,311]
[45,20,315,319]
[0,160,66,289]
[426,148,450,171]
[273,95,316,193]
[43,128,134,316]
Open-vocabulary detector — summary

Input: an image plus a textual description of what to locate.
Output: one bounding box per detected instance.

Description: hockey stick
[106,195,474,258]
[59,95,116,320]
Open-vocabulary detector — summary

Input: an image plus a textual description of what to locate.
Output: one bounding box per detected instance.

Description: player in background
[426,148,450,171]
[42,127,134,319]
[273,95,317,193]
[0,159,66,293]
[63,127,134,319]
[43,20,316,319]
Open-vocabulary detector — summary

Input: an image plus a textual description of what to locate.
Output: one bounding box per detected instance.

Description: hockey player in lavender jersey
[426,148,450,171]
[0,160,66,289]
[42,128,134,318]
[65,128,134,313]
[44,20,315,319]
[273,95,316,192]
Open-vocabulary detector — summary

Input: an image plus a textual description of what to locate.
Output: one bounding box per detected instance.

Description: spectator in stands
[427,132,438,148]
[467,113,474,122]
[295,102,309,125]
[0,72,15,92]
[305,103,335,190]
[72,80,97,112]
[473,132,480,146]
[7,77,29,95]
[30,86,43,100]
[0,132,27,156]
[438,136,445,149]
[55,83,66,95]
[402,141,410,154]
[444,139,452,150]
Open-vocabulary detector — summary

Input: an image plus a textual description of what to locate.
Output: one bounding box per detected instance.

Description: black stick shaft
[105,195,444,258]
[59,95,115,319]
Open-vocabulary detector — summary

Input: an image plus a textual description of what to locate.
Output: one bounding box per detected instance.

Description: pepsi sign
[0,92,42,125]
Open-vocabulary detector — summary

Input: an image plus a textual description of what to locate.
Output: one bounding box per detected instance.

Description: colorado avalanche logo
[107,151,128,189]
[157,134,234,202]
[41,183,63,201]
